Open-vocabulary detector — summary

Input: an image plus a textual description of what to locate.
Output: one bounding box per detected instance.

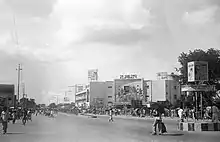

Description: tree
[177,48,220,108]
[178,48,220,85]
[49,103,56,108]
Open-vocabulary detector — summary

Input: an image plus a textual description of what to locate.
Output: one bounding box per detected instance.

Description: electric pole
[16,64,22,104]
[22,82,26,108]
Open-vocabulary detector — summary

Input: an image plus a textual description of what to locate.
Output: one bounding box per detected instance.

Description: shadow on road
[6,132,25,135]
[162,133,184,136]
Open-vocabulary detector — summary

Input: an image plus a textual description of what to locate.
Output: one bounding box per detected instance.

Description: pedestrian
[108,108,114,122]
[212,105,219,123]
[178,108,184,122]
[12,110,16,124]
[152,108,162,135]
[1,107,9,134]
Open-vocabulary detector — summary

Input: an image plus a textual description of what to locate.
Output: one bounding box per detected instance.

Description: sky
[0,0,220,104]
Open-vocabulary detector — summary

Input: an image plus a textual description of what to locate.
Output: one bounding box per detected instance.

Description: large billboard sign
[157,72,168,80]
[88,69,98,82]
[188,61,208,82]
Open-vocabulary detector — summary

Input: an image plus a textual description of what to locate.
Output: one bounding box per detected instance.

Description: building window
[174,86,177,89]
[174,94,177,100]
[108,96,112,98]
[108,86,112,88]
[166,92,168,95]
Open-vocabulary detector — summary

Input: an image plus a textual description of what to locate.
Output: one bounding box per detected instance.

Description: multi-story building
[75,81,113,108]
[144,80,181,105]
[0,84,15,108]
[75,73,181,108]
[143,73,181,105]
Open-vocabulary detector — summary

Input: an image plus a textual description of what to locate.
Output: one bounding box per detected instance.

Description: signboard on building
[88,69,98,82]
[120,74,138,80]
[157,72,168,80]
[188,61,208,82]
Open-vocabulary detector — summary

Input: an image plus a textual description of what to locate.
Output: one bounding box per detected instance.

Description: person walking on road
[1,107,9,134]
[108,108,114,122]
[152,108,163,135]
[212,105,219,123]
[178,108,184,122]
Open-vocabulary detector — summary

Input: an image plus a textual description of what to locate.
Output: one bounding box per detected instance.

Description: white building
[75,81,113,108]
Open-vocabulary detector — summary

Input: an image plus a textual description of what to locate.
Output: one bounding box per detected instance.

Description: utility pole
[22,82,26,108]
[16,64,22,104]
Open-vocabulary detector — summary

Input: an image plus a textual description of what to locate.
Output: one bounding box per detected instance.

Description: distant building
[144,80,181,105]
[0,84,15,108]
[75,73,181,108]
[142,73,181,105]
[75,81,113,108]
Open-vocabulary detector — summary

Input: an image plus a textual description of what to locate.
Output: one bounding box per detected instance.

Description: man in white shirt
[178,108,184,122]
[108,108,114,122]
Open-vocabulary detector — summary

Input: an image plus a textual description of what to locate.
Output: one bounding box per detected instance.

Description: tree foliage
[178,48,220,85]
[49,103,56,108]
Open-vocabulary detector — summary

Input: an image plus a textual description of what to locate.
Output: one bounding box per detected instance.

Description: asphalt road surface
[0,113,219,142]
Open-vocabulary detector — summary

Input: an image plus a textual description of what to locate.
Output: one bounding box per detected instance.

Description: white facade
[75,81,113,108]
[144,79,181,105]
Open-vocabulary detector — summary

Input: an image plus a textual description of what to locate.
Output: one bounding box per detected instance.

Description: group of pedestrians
[0,107,34,134]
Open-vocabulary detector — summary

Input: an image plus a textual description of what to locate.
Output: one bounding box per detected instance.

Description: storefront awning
[181,84,216,92]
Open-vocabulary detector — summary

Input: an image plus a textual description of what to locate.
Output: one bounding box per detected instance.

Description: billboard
[188,62,195,82]
[157,72,168,80]
[188,61,208,82]
[88,69,98,82]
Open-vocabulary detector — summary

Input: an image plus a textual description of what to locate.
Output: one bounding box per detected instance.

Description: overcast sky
[0,0,220,104]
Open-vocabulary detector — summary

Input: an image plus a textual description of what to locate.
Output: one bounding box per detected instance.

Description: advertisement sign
[120,74,138,80]
[188,62,195,82]
[88,69,98,82]
[195,61,208,81]
[188,61,208,82]
[157,72,168,80]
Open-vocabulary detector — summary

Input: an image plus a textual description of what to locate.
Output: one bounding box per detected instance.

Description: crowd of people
[0,107,35,134]
[0,106,60,135]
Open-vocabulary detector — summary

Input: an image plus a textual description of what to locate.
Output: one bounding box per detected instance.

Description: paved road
[0,113,219,142]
